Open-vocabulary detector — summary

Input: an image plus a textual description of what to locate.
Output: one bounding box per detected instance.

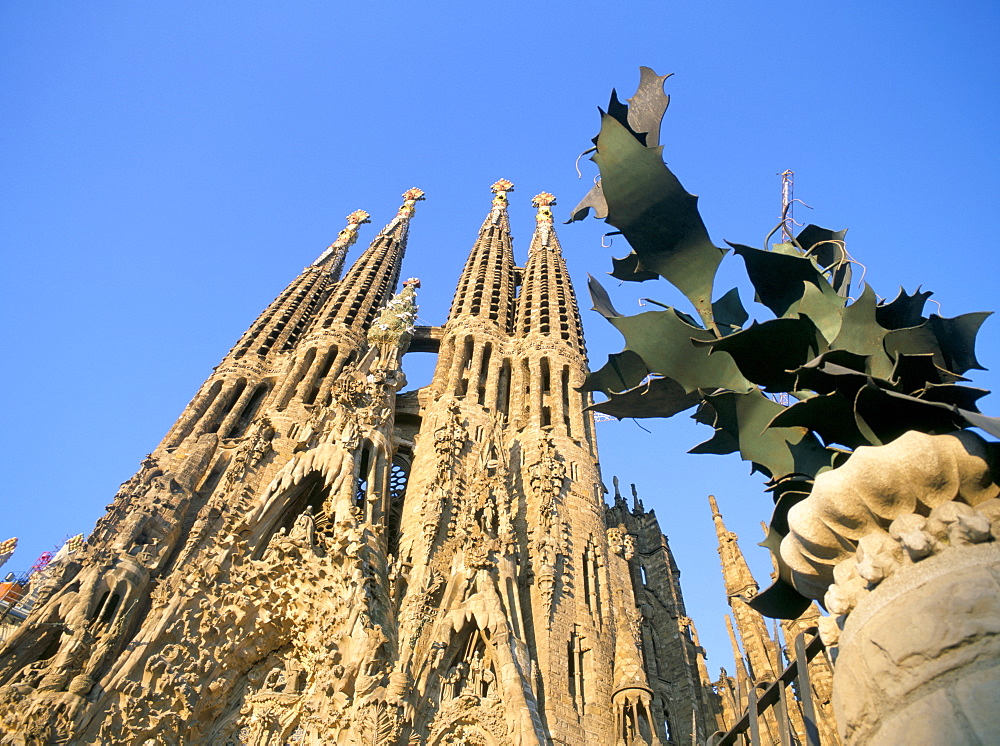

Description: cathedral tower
[0,185,715,745]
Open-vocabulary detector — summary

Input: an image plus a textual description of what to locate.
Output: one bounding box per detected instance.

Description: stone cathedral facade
[0,183,722,745]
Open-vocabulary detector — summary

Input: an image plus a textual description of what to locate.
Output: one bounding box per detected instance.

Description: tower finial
[397,187,425,219]
[490,179,514,223]
[312,209,372,269]
[492,178,514,201]
[530,192,557,248]
[532,191,557,216]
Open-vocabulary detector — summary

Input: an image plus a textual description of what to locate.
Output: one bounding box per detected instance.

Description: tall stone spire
[447,179,517,331]
[434,182,518,411]
[708,495,782,682]
[515,192,585,353]
[709,495,760,601]
[317,188,424,331]
[510,192,593,445]
[310,209,372,279]
[223,209,371,364]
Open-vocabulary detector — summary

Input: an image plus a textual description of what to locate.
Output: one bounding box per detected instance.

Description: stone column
[832,541,1000,744]
[778,430,1000,744]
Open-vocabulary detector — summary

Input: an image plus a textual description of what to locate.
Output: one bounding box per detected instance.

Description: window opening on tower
[561,365,572,436]
[355,444,372,512]
[206,378,247,434]
[279,347,315,410]
[497,359,511,420]
[226,382,269,439]
[304,346,338,405]
[171,379,223,446]
[477,342,492,406]
[386,454,410,559]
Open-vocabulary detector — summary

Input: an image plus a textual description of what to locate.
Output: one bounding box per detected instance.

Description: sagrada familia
[0,182,839,744]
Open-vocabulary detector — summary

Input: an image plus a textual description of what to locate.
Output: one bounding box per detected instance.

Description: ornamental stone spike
[311,209,372,274]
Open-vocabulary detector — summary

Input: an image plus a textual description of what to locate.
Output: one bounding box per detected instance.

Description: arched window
[386,455,410,558]
[355,443,372,511]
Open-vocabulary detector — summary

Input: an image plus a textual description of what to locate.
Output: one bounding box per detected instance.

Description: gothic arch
[249,470,333,557]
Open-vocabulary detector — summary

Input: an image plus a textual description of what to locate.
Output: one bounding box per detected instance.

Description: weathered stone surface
[835,543,1000,744]
[782,430,999,601]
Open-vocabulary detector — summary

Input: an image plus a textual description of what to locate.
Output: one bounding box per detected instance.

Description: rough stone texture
[0,186,720,745]
[834,543,1000,744]
[781,430,999,601]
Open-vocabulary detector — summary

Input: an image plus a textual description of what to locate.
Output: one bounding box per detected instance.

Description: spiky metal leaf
[593,113,726,324]
[713,288,749,332]
[876,287,933,329]
[625,67,672,147]
[731,243,838,318]
[830,285,895,379]
[692,390,839,480]
[884,312,992,376]
[696,317,823,392]
[568,67,671,224]
[581,350,650,396]
[607,308,750,394]
[583,277,750,398]
[588,376,701,420]
[795,225,852,297]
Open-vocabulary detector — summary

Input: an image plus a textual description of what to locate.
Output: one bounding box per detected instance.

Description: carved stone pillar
[778,431,1000,744]
[832,542,1000,744]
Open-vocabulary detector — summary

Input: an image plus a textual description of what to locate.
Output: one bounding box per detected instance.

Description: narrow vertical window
[304,346,338,405]
[355,444,371,512]
[207,379,247,434]
[477,342,492,406]
[456,336,474,397]
[497,359,511,420]
[561,365,572,436]
[386,455,409,559]
[226,382,269,438]
[279,347,315,410]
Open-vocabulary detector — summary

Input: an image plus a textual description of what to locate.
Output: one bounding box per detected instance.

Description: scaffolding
[0,534,83,639]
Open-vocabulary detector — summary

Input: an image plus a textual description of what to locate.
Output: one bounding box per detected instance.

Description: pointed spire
[710,495,783,684]
[516,192,585,351]
[447,180,517,330]
[380,187,425,236]
[311,209,371,280]
[708,495,759,599]
[225,209,371,361]
[489,178,514,222]
[318,189,425,331]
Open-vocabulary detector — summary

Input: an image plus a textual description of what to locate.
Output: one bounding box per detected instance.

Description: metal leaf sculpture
[575,68,997,617]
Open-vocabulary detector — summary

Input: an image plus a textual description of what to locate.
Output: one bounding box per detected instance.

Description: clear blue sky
[3,1,998,673]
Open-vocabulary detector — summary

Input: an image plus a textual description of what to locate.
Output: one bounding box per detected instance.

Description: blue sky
[3,1,998,672]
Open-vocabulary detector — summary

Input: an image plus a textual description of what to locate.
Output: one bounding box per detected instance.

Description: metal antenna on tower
[779,169,795,243]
